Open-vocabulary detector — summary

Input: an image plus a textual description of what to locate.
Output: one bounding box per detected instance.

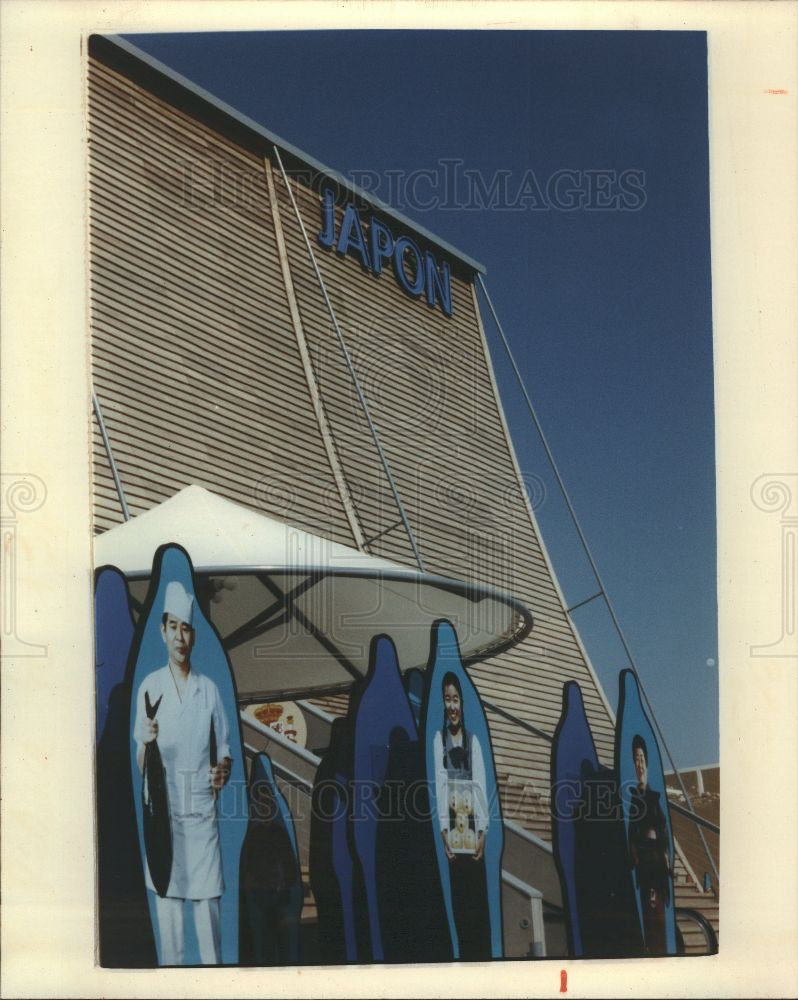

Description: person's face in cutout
[633,745,648,788]
[161,613,195,669]
[444,683,462,731]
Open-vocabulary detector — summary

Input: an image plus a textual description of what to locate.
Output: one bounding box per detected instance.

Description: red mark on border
[765,88,788,94]
[560,969,568,993]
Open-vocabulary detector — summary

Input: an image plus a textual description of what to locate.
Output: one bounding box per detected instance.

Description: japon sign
[318,190,454,317]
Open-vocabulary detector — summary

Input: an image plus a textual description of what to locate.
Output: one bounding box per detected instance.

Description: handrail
[675,907,718,955]
[483,699,553,743]
[240,710,322,768]
[669,800,720,835]
[502,870,546,958]
[296,698,339,724]
[243,740,315,793]
[503,818,554,855]
[501,869,543,899]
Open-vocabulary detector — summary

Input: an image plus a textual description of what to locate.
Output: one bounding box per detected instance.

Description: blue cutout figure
[403,667,425,727]
[349,634,449,963]
[95,566,156,967]
[310,716,360,963]
[423,620,504,960]
[239,753,303,966]
[550,681,599,958]
[129,544,246,966]
[551,681,642,959]
[616,669,677,956]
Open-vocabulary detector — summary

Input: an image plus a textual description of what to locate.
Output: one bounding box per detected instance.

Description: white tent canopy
[94,485,533,700]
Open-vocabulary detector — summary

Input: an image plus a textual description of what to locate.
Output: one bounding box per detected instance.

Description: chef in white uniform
[135,580,232,965]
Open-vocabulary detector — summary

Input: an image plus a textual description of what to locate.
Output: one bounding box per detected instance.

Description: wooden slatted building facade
[88,34,619,847]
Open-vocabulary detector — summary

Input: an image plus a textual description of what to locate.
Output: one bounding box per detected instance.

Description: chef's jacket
[134,666,232,899]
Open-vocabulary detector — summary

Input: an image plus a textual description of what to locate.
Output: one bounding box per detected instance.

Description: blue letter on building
[393,236,425,298]
[318,189,336,249]
[370,218,394,276]
[424,253,452,317]
[336,205,371,271]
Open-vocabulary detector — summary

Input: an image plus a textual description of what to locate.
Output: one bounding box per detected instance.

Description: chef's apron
[141,669,224,900]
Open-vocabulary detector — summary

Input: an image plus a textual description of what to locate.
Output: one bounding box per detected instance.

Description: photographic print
[3,4,797,997]
[87,26,718,967]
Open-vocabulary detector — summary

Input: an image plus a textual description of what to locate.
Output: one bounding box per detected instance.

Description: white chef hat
[163,580,194,626]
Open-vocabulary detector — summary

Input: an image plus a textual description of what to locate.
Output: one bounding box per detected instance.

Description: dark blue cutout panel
[311,717,356,964]
[403,667,425,728]
[330,716,363,963]
[615,669,677,956]
[349,634,419,962]
[95,565,136,743]
[423,620,504,961]
[252,753,299,862]
[550,681,599,958]
[95,566,156,968]
[239,753,302,966]
[128,544,246,966]
[551,681,641,959]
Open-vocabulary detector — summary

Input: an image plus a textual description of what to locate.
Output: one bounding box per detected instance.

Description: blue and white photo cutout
[423,619,504,960]
[129,544,246,966]
[615,669,677,957]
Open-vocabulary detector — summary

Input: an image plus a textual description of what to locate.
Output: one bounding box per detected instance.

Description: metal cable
[477,274,719,885]
[92,389,130,521]
[272,147,425,573]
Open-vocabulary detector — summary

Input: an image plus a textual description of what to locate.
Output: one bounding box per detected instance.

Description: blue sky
[122,30,717,768]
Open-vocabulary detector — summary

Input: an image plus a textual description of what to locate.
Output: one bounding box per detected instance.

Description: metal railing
[675,907,719,955]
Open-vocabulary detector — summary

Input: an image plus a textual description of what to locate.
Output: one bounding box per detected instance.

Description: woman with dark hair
[432,671,491,960]
[628,734,672,955]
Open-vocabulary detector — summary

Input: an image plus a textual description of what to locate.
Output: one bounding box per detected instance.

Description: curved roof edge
[89,33,487,277]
